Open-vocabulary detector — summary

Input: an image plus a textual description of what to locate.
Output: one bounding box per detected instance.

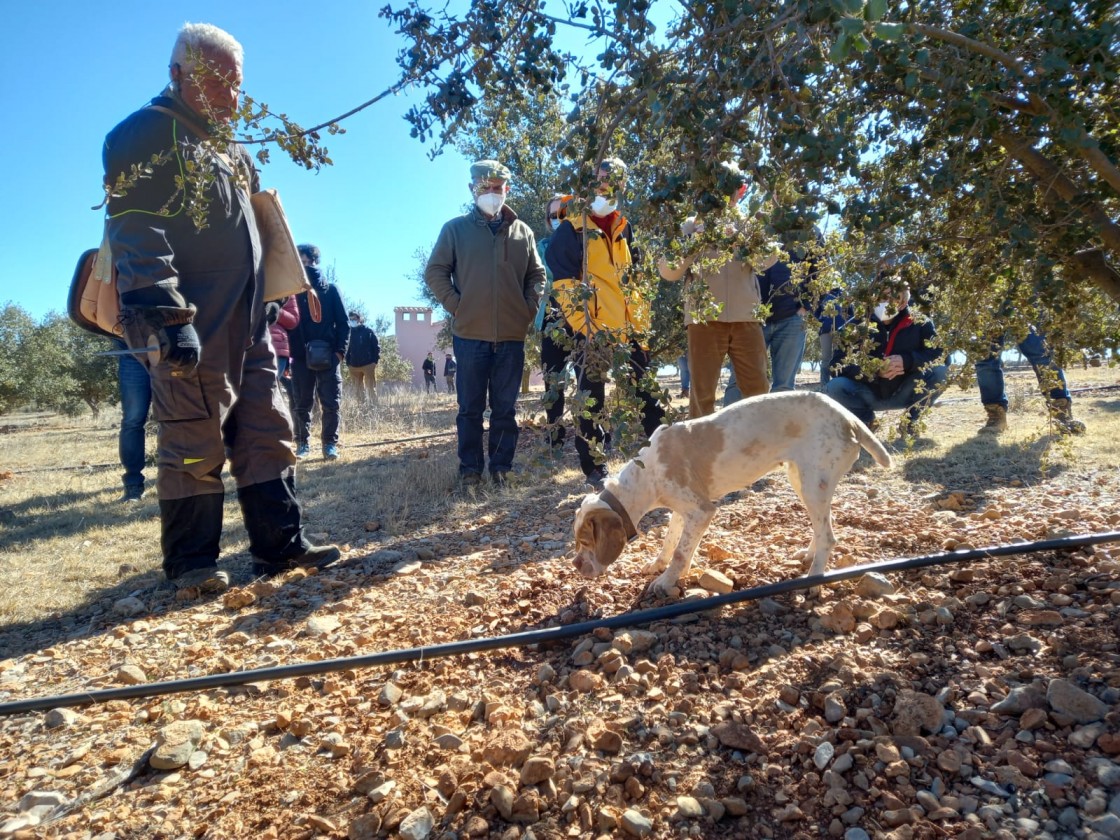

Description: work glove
[160,322,202,375]
[121,305,201,376]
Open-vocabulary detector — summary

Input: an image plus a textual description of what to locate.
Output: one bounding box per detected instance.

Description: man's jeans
[819,331,835,386]
[291,359,342,447]
[453,336,525,476]
[764,312,807,392]
[976,327,1070,408]
[118,351,152,492]
[825,365,950,426]
[677,354,691,392]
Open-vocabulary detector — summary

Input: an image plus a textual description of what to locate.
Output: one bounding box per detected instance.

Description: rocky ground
[1,397,1120,840]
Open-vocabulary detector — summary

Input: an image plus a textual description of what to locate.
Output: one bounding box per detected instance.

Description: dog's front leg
[642,511,684,576]
[650,505,715,596]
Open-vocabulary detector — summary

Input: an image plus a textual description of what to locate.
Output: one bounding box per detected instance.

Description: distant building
[393,305,543,390]
[394,307,444,389]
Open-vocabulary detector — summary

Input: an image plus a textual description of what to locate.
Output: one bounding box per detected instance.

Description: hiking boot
[1049,398,1086,435]
[460,472,482,487]
[172,567,230,593]
[253,543,341,578]
[323,443,340,460]
[979,404,1008,434]
[586,466,608,491]
[491,471,510,487]
[296,443,310,458]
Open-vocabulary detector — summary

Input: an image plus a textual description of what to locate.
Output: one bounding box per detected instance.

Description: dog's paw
[648,573,681,599]
[791,547,810,571]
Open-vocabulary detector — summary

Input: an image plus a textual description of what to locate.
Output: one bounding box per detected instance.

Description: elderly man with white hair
[103,23,339,593]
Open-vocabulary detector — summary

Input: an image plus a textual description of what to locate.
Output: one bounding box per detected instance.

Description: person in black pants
[288,244,350,460]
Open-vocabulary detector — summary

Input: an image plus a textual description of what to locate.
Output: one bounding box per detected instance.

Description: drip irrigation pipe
[1,531,1117,718]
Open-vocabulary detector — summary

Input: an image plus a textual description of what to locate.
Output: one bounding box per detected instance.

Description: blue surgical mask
[550,218,561,232]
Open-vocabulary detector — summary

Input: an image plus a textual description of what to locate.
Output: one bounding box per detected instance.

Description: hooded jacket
[546,212,650,339]
[269,296,300,359]
[425,205,544,343]
[289,264,350,363]
[345,323,380,368]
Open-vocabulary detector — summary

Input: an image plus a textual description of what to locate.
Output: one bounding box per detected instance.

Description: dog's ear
[586,507,627,568]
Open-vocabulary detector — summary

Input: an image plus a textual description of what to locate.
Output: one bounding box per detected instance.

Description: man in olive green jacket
[425,159,544,486]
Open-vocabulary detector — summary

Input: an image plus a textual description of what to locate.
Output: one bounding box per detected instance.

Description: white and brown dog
[572,391,891,595]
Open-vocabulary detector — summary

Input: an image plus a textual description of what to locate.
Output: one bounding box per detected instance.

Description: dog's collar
[600,488,638,542]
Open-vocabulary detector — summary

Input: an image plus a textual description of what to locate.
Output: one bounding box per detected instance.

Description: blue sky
[1,1,485,331]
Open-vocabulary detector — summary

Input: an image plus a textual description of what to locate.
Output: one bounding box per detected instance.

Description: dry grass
[0,366,1117,647]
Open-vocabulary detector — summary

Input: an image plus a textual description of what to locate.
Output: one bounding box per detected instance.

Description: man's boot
[979,404,1007,434]
[238,476,340,577]
[1048,398,1086,435]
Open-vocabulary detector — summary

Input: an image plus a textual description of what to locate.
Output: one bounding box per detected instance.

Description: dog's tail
[854,419,892,468]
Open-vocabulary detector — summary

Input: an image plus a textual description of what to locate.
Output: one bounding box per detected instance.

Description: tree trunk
[1072,249,1120,306]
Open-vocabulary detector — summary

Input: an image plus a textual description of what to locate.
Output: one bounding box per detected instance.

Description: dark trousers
[452,336,524,476]
[118,351,152,492]
[540,327,570,446]
[566,335,665,477]
[291,359,342,447]
[143,293,302,578]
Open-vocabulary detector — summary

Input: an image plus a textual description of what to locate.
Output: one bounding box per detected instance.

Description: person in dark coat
[288,244,350,459]
[824,282,948,438]
[104,22,338,591]
[344,311,380,404]
[443,352,457,393]
[422,353,437,393]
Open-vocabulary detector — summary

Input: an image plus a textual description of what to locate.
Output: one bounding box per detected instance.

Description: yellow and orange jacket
[544,212,650,341]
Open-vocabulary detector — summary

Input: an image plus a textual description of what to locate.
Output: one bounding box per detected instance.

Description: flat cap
[470,159,511,181]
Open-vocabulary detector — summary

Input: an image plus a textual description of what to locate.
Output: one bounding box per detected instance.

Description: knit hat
[470,159,511,182]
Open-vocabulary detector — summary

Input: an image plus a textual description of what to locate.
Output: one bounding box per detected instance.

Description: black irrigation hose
[1,531,1117,718]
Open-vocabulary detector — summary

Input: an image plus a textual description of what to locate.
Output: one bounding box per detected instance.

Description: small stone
[150,720,204,770]
[397,806,434,840]
[674,796,705,819]
[305,615,341,637]
[855,573,895,597]
[698,569,733,594]
[44,708,80,730]
[711,721,765,753]
[520,756,555,785]
[116,664,147,685]
[385,729,406,750]
[814,741,835,770]
[1019,708,1048,730]
[991,685,1048,715]
[820,602,857,633]
[17,791,69,812]
[379,682,403,706]
[434,733,463,750]
[113,596,147,616]
[490,785,514,820]
[621,808,653,836]
[845,830,871,840]
[1048,678,1109,723]
[824,694,846,723]
[892,689,944,735]
[482,729,533,766]
[367,780,396,804]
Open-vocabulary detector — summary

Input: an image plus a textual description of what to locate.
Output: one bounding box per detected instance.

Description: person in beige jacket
[659,213,779,418]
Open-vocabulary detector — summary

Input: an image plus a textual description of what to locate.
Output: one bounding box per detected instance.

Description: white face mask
[590,195,616,215]
[550,218,561,232]
[347,320,358,328]
[476,193,505,216]
[874,302,895,321]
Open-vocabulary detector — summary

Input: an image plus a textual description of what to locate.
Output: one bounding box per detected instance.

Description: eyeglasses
[547,212,563,220]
